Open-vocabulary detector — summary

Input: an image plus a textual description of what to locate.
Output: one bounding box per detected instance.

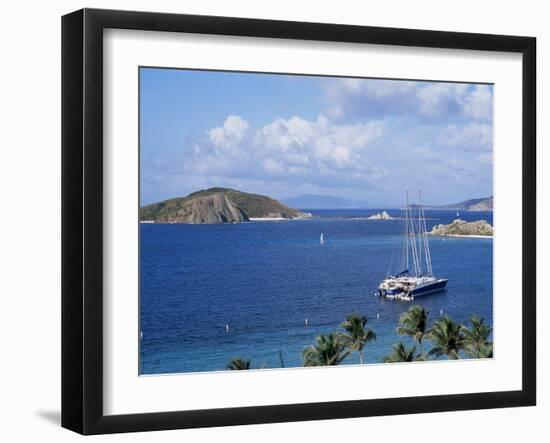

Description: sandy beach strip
[249,217,289,222]
[430,233,493,239]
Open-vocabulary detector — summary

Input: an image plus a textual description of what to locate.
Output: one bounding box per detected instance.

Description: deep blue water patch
[139,210,493,374]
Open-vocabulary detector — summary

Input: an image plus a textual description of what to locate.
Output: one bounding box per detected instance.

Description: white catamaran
[377,190,448,301]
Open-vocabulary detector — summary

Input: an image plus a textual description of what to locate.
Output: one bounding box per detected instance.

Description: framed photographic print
[61,8,536,435]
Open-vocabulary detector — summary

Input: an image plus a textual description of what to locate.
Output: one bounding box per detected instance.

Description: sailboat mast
[419,190,433,276]
[406,190,421,276]
[405,191,409,271]
[418,189,423,275]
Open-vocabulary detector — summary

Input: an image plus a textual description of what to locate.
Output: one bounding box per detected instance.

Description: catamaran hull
[410,278,447,296]
[377,278,448,300]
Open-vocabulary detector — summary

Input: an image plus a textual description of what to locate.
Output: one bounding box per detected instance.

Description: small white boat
[456,211,460,217]
[377,190,448,301]
[320,233,325,244]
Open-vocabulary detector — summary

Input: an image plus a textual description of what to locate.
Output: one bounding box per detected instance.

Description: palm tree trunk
[359,350,364,364]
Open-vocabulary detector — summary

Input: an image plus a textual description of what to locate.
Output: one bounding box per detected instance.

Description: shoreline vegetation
[226,305,493,370]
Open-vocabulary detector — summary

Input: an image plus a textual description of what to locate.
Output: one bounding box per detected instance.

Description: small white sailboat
[456,211,460,217]
[320,233,325,245]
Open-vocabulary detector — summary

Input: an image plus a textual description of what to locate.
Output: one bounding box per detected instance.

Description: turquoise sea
[139,209,493,374]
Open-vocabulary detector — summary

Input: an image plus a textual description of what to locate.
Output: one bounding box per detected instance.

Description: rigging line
[406,192,416,275]
[419,190,433,276]
[425,213,433,275]
[411,208,420,276]
[417,190,424,275]
[404,191,409,272]
[387,219,399,277]
[420,191,433,275]
[407,190,421,276]
[406,191,415,275]
[401,201,409,271]
[424,211,432,275]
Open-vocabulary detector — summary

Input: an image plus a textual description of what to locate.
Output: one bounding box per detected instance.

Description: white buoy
[305,319,308,326]
[225,324,229,332]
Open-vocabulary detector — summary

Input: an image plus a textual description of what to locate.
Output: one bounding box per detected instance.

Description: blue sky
[140,68,493,206]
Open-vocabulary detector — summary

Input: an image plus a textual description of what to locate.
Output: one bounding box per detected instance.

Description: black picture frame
[62,8,536,435]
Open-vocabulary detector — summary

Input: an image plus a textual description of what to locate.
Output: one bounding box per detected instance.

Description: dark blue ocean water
[139,210,493,374]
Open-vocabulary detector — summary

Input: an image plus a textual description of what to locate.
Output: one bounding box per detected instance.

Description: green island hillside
[140,188,312,224]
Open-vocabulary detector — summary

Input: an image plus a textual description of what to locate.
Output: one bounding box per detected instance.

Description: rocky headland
[429,219,493,237]
[140,188,312,224]
[367,211,395,220]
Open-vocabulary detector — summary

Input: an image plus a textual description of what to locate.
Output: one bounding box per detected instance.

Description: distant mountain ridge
[432,196,493,211]
[282,194,493,211]
[282,194,369,209]
[140,188,311,224]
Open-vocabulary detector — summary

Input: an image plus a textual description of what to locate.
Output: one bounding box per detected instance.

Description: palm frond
[462,315,493,358]
[340,313,376,364]
[383,342,424,363]
[226,357,251,370]
[397,305,428,350]
[426,315,465,360]
[303,332,351,366]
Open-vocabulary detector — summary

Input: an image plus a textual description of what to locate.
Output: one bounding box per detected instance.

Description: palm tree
[477,342,494,359]
[340,314,376,364]
[462,315,493,358]
[397,305,428,353]
[383,343,426,363]
[226,357,251,370]
[427,315,465,360]
[303,332,351,366]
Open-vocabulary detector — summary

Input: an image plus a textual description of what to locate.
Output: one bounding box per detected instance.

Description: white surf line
[429,234,493,239]
[249,217,289,221]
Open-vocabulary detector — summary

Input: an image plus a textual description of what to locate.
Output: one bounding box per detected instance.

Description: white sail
[320,233,325,244]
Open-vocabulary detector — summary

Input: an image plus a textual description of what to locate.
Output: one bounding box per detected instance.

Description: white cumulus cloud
[253,115,385,174]
[208,115,249,150]
[187,114,387,186]
[322,78,493,123]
